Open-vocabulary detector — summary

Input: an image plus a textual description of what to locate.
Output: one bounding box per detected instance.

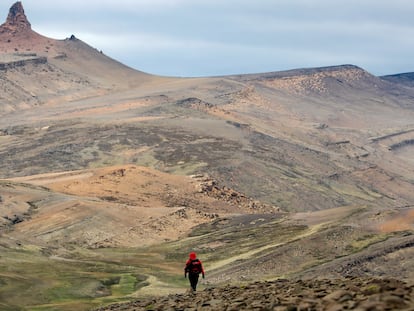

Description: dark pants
[188,272,199,291]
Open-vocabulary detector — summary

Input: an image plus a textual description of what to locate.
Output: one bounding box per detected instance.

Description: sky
[1,0,414,77]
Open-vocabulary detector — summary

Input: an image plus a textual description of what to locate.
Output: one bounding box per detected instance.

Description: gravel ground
[95,277,414,311]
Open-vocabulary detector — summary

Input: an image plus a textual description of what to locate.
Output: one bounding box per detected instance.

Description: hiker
[184,252,205,291]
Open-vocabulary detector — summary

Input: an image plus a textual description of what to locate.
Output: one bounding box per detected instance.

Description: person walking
[184,252,205,292]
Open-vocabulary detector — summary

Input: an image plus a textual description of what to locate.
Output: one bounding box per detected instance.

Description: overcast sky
[1,0,414,77]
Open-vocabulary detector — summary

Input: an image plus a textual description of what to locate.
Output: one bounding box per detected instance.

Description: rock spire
[1,1,31,33]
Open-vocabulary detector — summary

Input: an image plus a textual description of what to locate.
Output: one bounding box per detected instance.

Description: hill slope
[0,2,164,113]
[381,72,414,88]
[1,64,413,212]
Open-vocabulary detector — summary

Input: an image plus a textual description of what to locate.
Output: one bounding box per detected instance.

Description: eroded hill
[1,64,413,212]
[3,165,278,248]
[0,2,165,113]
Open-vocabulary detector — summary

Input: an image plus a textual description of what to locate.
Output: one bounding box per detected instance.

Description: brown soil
[4,165,278,248]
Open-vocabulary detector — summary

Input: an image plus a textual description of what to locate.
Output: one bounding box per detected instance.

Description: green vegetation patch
[0,246,150,311]
[348,233,390,253]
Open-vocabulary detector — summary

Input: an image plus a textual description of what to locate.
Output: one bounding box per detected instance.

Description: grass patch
[110,274,136,296]
[348,233,389,252]
[0,246,159,311]
[330,183,378,201]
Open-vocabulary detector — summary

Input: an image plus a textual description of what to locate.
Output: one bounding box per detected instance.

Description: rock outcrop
[0,55,47,70]
[0,1,31,33]
[192,174,280,213]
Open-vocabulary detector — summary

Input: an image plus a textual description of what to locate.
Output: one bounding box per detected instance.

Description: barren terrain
[0,2,413,310]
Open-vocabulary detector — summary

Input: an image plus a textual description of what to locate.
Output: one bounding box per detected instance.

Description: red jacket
[184,256,205,276]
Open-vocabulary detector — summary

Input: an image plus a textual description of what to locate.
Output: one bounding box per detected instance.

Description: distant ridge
[381,72,414,87]
[230,64,364,78]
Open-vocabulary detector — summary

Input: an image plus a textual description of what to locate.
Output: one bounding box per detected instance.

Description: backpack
[187,259,202,274]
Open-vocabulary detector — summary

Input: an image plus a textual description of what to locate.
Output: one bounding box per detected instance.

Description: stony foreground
[95,277,414,311]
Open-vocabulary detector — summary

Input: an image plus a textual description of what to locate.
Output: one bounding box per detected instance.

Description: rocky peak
[0,1,31,33]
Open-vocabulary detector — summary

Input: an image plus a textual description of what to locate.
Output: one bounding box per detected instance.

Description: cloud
[1,0,414,76]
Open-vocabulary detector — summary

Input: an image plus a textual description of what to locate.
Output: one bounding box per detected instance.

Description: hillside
[1,64,413,212]
[0,2,413,311]
[0,2,164,113]
[382,72,414,88]
[3,165,277,249]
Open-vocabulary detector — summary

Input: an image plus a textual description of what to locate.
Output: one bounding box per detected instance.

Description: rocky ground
[95,277,414,310]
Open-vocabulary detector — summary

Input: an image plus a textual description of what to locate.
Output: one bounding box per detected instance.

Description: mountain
[0,2,413,310]
[0,2,163,113]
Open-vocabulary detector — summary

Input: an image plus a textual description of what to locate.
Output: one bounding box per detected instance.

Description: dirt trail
[8,171,94,185]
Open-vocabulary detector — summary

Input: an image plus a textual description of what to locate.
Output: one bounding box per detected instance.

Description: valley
[0,2,413,310]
